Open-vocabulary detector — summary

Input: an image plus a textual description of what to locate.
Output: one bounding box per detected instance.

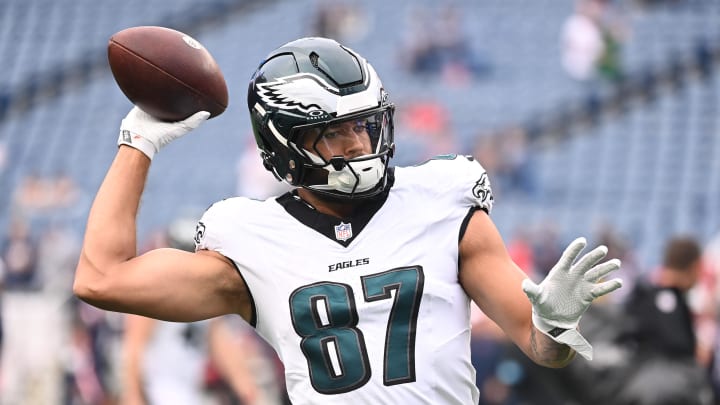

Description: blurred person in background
[561,0,629,83]
[122,315,263,405]
[616,235,714,405]
[64,299,115,405]
[120,216,279,405]
[74,37,622,404]
[309,0,369,44]
[236,136,292,200]
[399,4,491,83]
[700,232,720,403]
[1,215,74,405]
[1,217,39,290]
[595,224,641,304]
[392,98,459,167]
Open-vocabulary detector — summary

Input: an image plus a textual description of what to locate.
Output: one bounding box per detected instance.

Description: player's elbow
[73,279,97,302]
[73,275,119,311]
[73,255,113,307]
[72,270,104,304]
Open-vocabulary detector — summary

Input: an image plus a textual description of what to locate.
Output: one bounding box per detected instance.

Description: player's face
[301,118,373,160]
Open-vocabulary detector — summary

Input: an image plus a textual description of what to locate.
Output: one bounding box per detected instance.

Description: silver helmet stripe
[253,102,267,116]
[267,119,289,147]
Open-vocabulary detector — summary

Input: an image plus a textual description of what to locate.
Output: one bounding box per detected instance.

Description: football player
[74,37,622,404]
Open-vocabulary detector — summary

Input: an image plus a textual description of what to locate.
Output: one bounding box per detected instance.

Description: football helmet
[247,37,395,200]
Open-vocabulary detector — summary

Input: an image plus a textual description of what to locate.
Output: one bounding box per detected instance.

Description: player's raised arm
[73,108,248,322]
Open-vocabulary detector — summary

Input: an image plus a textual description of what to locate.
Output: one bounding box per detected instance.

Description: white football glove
[521,237,622,360]
[117,107,210,160]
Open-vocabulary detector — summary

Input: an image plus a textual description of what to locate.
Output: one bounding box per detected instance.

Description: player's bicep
[458,210,533,349]
[87,248,247,322]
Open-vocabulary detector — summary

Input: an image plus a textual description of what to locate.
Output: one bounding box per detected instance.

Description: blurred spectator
[208,318,292,405]
[471,127,535,199]
[531,222,563,279]
[12,173,84,235]
[472,134,501,181]
[1,216,73,405]
[393,99,459,166]
[507,229,535,276]
[399,4,491,83]
[120,215,284,405]
[64,301,111,405]
[0,141,7,174]
[36,221,80,294]
[0,259,3,392]
[615,236,714,405]
[14,173,80,214]
[701,232,720,401]
[470,305,517,405]
[1,217,39,290]
[121,315,262,405]
[236,137,292,200]
[561,0,629,83]
[310,0,370,43]
[595,224,642,304]
[508,301,633,405]
[495,126,535,198]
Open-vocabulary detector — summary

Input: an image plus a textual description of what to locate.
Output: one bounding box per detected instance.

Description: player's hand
[117,106,210,160]
[521,237,622,360]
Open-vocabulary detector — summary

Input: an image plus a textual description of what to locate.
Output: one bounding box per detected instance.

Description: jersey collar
[276,168,394,247]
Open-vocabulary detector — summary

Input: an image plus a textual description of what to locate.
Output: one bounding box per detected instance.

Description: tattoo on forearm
[530,327,574,366]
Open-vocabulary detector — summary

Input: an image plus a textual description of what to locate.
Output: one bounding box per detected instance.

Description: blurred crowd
[471,229,720,405]
[0,185,292,405]
[2,0,720,404]
[3,172,720,404]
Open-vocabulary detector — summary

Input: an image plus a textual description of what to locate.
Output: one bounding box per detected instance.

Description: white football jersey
[196,155,494,404]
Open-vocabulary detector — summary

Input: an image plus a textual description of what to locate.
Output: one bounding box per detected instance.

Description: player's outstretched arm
[459,210,621,367]
[73,108,249,322]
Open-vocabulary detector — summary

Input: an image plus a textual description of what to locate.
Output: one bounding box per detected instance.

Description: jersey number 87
[289,266,425,394]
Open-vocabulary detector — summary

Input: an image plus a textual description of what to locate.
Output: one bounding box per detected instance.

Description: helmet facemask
[288,108,394,200]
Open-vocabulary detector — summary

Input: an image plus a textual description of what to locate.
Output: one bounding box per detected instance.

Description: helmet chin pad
[325,157,385,193]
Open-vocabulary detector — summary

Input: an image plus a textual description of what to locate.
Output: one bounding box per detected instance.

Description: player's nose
[343,132,369,159]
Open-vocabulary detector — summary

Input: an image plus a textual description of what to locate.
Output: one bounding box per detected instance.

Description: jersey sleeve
[459,156,494,213]
[421,154,494,214]
[194,198,237,254]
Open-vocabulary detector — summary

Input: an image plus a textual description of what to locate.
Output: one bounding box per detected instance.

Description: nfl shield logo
[334,222,353,241]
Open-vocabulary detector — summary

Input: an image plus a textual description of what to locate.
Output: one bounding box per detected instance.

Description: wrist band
[531,311,593,360]
[118,129,156,160]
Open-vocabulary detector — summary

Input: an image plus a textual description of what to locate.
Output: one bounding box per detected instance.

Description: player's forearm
[75,147,149,289]
[528,326,576,368]
[84,146,149,260]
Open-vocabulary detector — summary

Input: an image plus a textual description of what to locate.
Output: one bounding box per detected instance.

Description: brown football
[107,26,228,121]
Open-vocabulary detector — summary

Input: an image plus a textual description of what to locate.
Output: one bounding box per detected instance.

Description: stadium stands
[1,0,719,270]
